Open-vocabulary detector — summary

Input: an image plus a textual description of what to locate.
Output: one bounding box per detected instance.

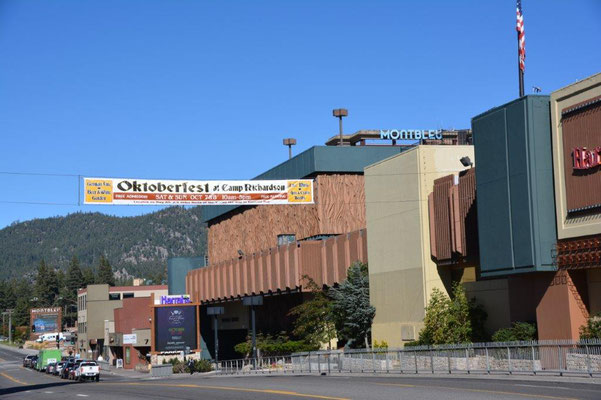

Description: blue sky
[0,0,600,228]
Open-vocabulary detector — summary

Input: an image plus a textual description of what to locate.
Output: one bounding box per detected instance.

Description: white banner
[84,178,314,205]
[123,334,137,345]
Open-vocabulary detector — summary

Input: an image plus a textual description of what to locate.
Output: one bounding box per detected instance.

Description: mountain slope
[0,207,207,280]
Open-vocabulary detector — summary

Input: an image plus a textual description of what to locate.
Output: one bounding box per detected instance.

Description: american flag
[516,0,525,71]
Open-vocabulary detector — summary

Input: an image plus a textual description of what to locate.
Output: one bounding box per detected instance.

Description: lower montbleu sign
[84,178,314,205]
[380,129,443,140]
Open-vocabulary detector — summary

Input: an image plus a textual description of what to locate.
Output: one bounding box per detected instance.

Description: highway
[1,346,600,400]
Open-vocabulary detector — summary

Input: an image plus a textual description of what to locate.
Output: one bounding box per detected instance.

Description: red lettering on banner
[573,147,601,170]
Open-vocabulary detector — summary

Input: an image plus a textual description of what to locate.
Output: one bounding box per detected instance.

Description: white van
[36,332,64,343]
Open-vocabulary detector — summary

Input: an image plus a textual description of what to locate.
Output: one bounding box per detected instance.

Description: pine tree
[13,279,33,327]
[96,255,115,286]
[46,268,60,305]
[329,262,376,349]
[34,259,52,306]
[66,255,85,296]
[288,275,336,348]
[82,267,96,286]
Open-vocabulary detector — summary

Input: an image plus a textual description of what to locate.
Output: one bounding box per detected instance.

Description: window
[277,234,296,246]
[109,293,120,301]
[122,293,134,299]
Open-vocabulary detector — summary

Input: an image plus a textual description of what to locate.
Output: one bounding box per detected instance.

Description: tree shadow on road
[0,381,75,396]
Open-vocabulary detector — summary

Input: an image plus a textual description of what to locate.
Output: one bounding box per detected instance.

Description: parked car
[54,361,66,376]
[67,360,85,380]
[46,362,56,374]
[68,364,80,380]
[61,362,75,379]
[29,355,38,368]
[23,355,35,367]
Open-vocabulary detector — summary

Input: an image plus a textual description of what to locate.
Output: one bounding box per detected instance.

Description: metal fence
[218,339,601,377]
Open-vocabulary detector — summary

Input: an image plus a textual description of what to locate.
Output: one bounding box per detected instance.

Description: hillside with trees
[0,206,207,281]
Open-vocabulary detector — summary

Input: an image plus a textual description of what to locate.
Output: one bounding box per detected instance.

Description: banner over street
[83,177,314,205]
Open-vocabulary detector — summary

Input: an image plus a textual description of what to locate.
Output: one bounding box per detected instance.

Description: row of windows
[78,291,135,309]
[109,292,134,301]
[77,322,87,334]
[78,294,87,311]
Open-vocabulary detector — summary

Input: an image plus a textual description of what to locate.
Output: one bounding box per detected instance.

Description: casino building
[183,130,471,358]
[367,72,601,347]
[547,73,601,340]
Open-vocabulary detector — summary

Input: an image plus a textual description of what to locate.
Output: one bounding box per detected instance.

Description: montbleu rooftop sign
[380,129,443,140]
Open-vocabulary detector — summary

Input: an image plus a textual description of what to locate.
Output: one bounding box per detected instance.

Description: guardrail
[219,339,601,377]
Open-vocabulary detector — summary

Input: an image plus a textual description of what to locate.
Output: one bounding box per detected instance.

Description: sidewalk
[103,365,220,380]
[215,369,601,385]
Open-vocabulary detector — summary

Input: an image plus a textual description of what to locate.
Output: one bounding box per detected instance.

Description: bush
[580,314,601,340]
[492,322,537,342]
[416,283,488,345]
[234,332,318,357]
[193,359,213,372]
[373,340,388,349]
[163,357,213,373]
[13,326,29,343]
[168,358,187,374]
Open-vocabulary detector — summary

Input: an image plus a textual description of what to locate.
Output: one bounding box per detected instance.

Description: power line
[0,171,79,177]
[0,200,79,206]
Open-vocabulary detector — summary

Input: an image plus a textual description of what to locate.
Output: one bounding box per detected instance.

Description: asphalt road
[1,346,600,400]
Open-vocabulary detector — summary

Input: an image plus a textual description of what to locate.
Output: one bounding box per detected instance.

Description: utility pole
[5,309,14,343]
[251,304,256,361]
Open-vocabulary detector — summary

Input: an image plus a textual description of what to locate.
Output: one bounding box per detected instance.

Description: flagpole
[518,31,524,97]
[516,0,525,97]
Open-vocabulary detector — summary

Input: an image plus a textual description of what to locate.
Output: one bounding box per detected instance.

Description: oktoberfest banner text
[84,178,314,205]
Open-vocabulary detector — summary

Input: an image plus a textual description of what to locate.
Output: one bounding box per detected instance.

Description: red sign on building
[573,146,601,170]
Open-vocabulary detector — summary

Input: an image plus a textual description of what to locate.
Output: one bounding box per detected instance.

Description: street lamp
[243,295,263,366]
[283,138,297,160]
[460,156,473,168]
[332,108,348,146]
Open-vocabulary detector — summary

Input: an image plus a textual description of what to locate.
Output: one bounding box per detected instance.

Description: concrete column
[536,270,589,341]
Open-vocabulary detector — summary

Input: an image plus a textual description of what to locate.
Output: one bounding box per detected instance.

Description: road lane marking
[76,395,89,397]
[102,382,350,400]
[0,371,28,385]
[515,384,570,390]
[374,382,580,400]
